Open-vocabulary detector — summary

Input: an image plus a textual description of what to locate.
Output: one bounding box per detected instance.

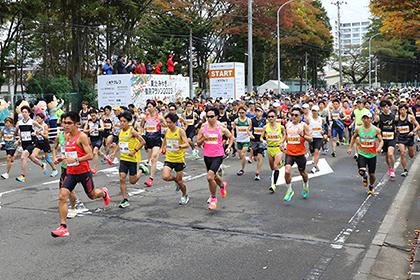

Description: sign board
[97,74,190,109]
[208,62,245,99]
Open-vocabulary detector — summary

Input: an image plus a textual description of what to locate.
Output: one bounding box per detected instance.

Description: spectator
[146,61,153,74]
[102,59,113,75]
[126,59,136,74]
[134,62,146,74]
[167,53,178,75]
[154,62,163,74]
[117,56,130,74]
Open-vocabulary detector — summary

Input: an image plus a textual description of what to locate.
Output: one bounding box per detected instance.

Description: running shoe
[102,187,111,206]
[254,174,261,181]
[208,196,218,210]
[51,225,69,238]
[104,155,113,166]
[386,167,391,176]
[179,195,190,205]
[1,173,9,179]
[247,156,253,164]
[50,169,59,177]
[41,163,48,175]
[192,149,200,160]
[144,177,154,187]
[401,170,408,177]
[353,154,358,160]
[220,181,228,198]
[390,168,396,178]
[237,170,244,176]
[118,200,130,208]
[269,184,276,193]
[302,184,309,199]
[112,157,119,164]
[91,167,97,175]
[368,185,375,196]
[310,166,318,174]
[283,189,294,202]
[362,176,368,188]
[67,208,77,219]
[138,163,150,176]
[16,175,26,183]
[331,152,336,158]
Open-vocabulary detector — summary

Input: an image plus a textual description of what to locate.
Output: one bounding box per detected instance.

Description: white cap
[272,102,280,107]
[311,105,320,111]
[302,103,310,109]
[362,111,372,118]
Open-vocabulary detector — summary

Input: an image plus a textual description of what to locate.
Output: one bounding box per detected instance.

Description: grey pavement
[0,144,418,280]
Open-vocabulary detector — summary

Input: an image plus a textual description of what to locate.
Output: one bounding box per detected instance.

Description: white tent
[257,80,289,94]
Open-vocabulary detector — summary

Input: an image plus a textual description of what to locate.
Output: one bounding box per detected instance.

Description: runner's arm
[375,128,384,153]
[222,126,234,152]
[409,115,420,136]
[98,120,105,131]
[78,133,93,162]
[303,123,313,142]
[131,129,146,150]
[178,128,190,149]
[196,128,205,146]
[52,135,59,162]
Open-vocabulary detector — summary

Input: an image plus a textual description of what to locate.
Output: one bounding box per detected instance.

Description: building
[333,20,370,53]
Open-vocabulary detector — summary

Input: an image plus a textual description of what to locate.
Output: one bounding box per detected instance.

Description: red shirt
[167,58,175,73]
[65,131,90,174]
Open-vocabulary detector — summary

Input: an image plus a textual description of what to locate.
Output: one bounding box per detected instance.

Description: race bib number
[416,111,420,118]
[145,125,157,133]
[65,151,79,167]
[360,140,374,148]
[185,119,194,126]
[398,126,409,134]
[312,127,322,132]
[60,146,66,156]
[253,127,264,135]
[332,113,340,120]
[104,123,112,129]
[119,142,129,154]
[205,133,218,145]
[21,131,32,141]
[4,135,13,141]
[91,129,99,136]
[287,135,301,144]
[167,138,180,152]
[382,131,394,140]
[276,119,282,124]
[237,127,248,134]
[267,132,280,141]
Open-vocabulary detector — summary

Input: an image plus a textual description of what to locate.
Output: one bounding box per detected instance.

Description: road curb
[354,154,420,280]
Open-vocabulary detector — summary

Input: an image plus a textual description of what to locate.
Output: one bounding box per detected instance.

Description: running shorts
[237,142,251,150]
[59,166,67,188]
[34,139,51,153]
[119,160,138,176]
[6,149,16,156]
[357,154,377,174]
[22,144,35,154]
[382,140,396,153]
[397,137,414,147]
[332,127,344,139]
[252,141,265,156]
[186,127,196,140]
[267,146,281,158]
[61,172,94,194]
[204,156,223,173]
[145,137,162,150]
[309,138,323,154]
[164,161,186,172]
[90,137,102,149]
[285,154,307,172]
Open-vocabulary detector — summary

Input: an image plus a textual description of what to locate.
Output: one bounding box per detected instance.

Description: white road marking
[42,180,59,185]
[329,160,401,250]
[128,189,146,197]
[273,158,333,186]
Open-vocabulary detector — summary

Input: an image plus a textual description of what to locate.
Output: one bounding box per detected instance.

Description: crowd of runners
[1,87,419,238]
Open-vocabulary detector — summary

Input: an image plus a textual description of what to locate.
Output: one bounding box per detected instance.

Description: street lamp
[277,0,312,95]
[368,33,380,88]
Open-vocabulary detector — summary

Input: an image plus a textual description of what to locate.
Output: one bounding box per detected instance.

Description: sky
[321,0,371,25]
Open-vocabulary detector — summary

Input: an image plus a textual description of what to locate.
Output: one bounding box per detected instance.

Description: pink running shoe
[51,225,69,238]
[104,155,113,166]
[219,181,228,199]
[386,167,391,176]
[208,196,218,210]
[144,177,154,187]
[390,168,396,178]
[102,187,111,206]
[91,167,97,175]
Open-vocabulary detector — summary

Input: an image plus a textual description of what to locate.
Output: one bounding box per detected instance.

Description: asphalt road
[0,144,416,280]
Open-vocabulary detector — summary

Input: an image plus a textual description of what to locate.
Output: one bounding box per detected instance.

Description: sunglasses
[63,121,74,125]
[291,114,300,117]
[207,115,216,118]
[239,112,245,114]
[267,115,276,118]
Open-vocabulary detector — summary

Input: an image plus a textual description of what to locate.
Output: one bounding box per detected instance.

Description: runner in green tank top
[52,115,78,219]
[348,111,383,195]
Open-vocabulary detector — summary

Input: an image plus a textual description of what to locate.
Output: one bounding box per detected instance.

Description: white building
[333,20,370,53]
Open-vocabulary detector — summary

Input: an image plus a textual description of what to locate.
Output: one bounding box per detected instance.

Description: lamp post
[368,33,380,88]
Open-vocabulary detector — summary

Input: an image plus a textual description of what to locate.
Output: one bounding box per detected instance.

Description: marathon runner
[284,107,312,201]
[307,105,325,173]
[161,112,190,205]
[262,109,285,193]
[51,111,111,238]
[348,111,384,195]
[0,117,17,179]
[181,101,200,160]
[197,107,234,210]
[232,106,252,176]
[250,106,266,181]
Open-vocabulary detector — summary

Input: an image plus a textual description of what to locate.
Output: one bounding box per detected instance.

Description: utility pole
[189,28,194,98]
[374,57,378,88]
[368,33,380,88]
[332,1,346,89]
[247,0,253,94]
[305,52,308,91]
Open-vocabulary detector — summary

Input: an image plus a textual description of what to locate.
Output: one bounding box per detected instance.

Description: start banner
[208,62,245,100]
[97,74,190,109]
